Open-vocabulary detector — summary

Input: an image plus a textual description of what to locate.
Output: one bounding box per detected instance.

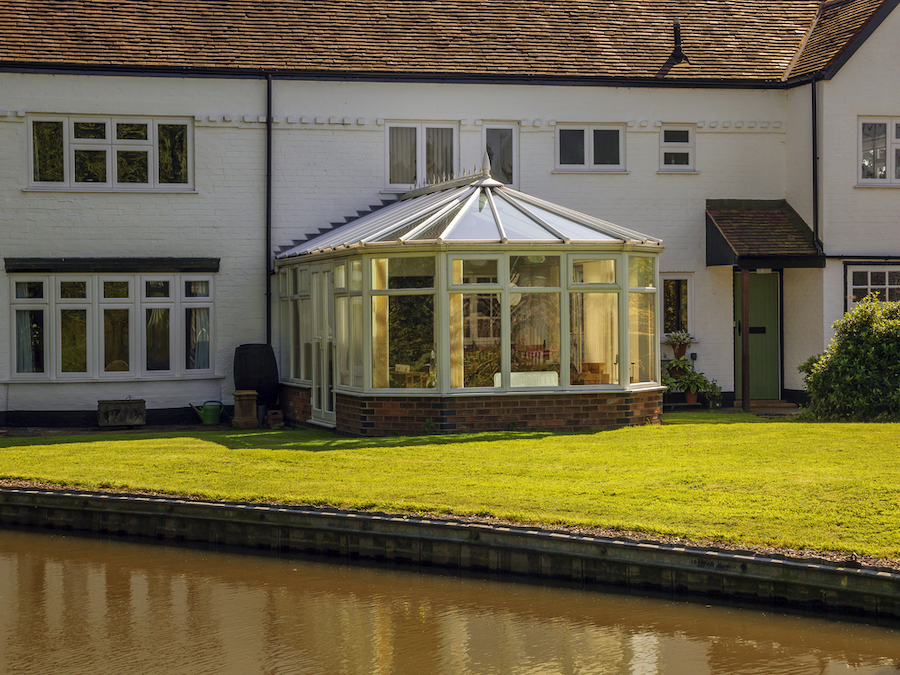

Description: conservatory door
[310,263,336,426]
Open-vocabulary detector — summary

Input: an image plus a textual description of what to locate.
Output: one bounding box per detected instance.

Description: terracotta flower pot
[684,391,698,404]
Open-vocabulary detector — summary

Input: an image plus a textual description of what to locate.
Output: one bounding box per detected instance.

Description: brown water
[0,528,898,674]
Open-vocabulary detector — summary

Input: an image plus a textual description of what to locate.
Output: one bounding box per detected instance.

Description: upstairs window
[29,117,192,190]
[386,123,456,189]
[556,125,624,172]
[859,118,900,184]
[659,125,695,172]
[484,124,517,186]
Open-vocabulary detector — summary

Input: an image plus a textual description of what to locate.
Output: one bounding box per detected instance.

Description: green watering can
[190,400,224,425]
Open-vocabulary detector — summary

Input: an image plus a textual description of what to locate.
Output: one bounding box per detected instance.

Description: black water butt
[233,344,279,408]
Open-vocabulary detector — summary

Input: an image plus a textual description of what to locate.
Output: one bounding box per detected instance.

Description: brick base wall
[279,384,311,426]
[280,384,661,437]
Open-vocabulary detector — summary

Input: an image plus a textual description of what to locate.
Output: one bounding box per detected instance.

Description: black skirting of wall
[783,389,809,406]
[5,407,204,428]
[0,487,897,621]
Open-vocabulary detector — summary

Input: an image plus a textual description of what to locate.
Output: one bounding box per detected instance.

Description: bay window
[10,274,213,379]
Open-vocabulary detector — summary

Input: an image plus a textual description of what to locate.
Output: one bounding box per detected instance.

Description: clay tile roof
[788,0,891,78]
[0,0,833,81]
[706,200,823,266]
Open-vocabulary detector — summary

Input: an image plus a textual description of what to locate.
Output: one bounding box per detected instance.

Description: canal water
[0,528,898,674]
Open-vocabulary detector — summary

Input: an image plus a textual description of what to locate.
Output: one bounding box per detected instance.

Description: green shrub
[801,295,900,421]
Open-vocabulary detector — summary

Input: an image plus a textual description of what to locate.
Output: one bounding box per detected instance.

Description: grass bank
[1,412,897,560]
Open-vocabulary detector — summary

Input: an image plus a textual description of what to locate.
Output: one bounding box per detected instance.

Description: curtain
[425,127,453,184]
[15,310,41,373]
[389,126,416,184]
[186,307,210,369]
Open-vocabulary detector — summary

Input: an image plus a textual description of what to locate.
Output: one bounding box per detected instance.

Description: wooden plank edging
[1,487,897,619]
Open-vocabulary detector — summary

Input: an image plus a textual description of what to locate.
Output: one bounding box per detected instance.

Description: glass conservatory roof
[277,166,662,260]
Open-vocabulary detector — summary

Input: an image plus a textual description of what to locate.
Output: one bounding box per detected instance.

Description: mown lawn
[1,412,898,559]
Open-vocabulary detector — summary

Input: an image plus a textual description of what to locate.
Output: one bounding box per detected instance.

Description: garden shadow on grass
[662,411,770,425]
[0,427,563,453]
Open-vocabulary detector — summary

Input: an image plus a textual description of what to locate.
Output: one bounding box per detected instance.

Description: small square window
[556,126,624,171]
[659,125,695,172]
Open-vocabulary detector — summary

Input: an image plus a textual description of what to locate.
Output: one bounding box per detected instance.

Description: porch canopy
[705,199,824,269]
[275,161,664,409]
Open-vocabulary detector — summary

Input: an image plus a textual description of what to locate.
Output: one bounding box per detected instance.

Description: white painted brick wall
[7,68,869,409]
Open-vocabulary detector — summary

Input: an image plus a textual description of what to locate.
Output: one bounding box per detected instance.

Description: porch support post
[741,268,751,413]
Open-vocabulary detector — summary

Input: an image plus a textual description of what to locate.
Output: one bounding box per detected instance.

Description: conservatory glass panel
[573,259,615,284]
[493,195,560,241]
[336,296,350,386]
[520,202,618,242]
[300,298,312,379]
[372,295,435,389]
[408,202,466,241]
[450,293,501,388]
[570,293,618,385]
[351,296,364,387]
[510,256,560,287]
[510,292,560,387]
[291,301,302,379]
[629,256,655,288]
[452,258,498,284]
[371,257,435,290]
[629,292,656,383]
[445,193,501,241]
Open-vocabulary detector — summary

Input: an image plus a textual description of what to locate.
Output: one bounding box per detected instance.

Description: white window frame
[846,265,900,308]
[659,125,695,172]
[28,116,194,191]
[555,125,626,172]
[858,117,900,185]
[384,122,458,190]
[9,274,214,381]
[660,273,692,337]
[10,277,49,380]
[483,123,519,187]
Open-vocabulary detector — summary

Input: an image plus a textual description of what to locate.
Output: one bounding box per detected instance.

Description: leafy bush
[800,295,900,421]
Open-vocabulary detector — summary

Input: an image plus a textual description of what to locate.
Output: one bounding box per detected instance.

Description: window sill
[551,169,629,175]
[24,187,198,194]
[657,170,699,175]
[854,183,900,188]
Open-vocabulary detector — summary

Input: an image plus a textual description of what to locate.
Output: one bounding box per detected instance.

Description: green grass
[1,412,898,559]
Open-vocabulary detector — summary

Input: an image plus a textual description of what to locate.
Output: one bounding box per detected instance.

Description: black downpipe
[266,74,273,345]
[811,79,823,254]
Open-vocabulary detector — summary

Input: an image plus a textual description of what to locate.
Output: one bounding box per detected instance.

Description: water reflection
[0,528,897,674]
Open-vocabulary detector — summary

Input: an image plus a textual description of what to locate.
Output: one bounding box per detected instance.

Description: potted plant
[677,370,708,404]
[703,378,723,409]
[665,355,693,378]
[663,330,695,359]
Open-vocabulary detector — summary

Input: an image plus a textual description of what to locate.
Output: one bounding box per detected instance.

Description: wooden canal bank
[1,486,898,621]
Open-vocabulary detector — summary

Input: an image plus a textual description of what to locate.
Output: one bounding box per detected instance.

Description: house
[1,0,898,433]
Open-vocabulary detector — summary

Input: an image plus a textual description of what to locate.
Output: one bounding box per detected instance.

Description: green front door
[734,272,780,400]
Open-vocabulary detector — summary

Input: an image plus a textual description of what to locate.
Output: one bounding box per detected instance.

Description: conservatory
[275,165,664,435]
